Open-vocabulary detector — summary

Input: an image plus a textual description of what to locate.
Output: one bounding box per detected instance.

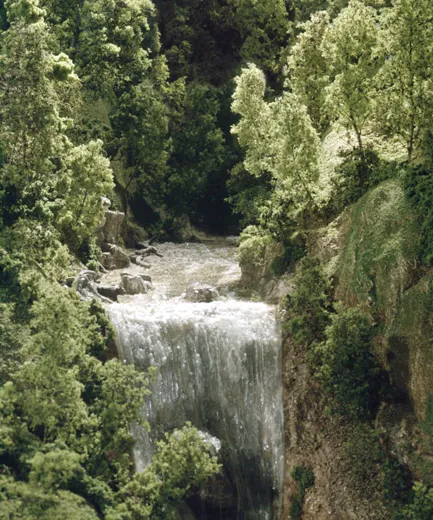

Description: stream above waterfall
[107,238,284,519]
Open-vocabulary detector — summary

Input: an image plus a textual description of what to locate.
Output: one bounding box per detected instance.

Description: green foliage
[238,225,274,273]
[319,307,387,420]
[344,423,385,482]
[321,0,379,153]
[0,476,100,520]
[330,148,393,214]
[375,0,433,161]
[107,423,221,520]
[165,82,229,224]
[110,79,169,222]
[402,164,433,265]
[232,63,323,224]
[383,457,413,505]
[287,10,330,132]
[283,257,331,346]
[395,482,433,520]
[226,163,273,228]
[0,0,114,250]
[289,466,315,520]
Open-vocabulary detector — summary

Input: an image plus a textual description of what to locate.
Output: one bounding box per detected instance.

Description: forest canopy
[2,0,433,517]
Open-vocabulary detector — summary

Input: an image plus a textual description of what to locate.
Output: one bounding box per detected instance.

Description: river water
[107,238,284,519]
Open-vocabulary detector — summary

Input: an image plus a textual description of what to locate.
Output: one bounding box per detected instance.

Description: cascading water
[107,239,284,519]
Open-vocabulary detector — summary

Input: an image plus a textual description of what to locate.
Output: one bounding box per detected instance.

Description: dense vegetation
[2,0,433,517]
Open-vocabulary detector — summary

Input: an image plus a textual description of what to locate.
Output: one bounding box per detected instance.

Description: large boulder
[101,246,131,270]
[111,245,131,269]
[120,273,152,295]
[103,211,125,244]
[185,283,219,303]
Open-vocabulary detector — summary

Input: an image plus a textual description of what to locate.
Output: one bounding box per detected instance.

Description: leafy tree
[109,80,169,221]
[229,0,290,77]
[287,10,330,132]
[232,64,323,217]
[0,0,113,254]
[375,0,433,161]
[108,423,221,520]
[321,0,379,154]
[77,0,159,96]
[166,82,228,224]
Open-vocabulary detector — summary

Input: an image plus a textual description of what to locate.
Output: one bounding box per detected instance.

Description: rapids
[107,239,284,519]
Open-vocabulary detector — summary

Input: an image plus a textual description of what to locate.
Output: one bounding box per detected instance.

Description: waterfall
[107,241,284,519]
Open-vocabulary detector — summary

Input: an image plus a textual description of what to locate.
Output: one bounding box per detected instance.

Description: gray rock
[111,246,131,269]
[101,242,115,253]
[101,252,114,270]
[135,246,163,258]
[101,196,111,210]
[103,211,125,244]
[72,274,111,304]
[79,270,99,282]
[101,246,131,270]
[186,283,219,303]
[135,256,151,268]
[120,273,151,295]
[96,284,125,302]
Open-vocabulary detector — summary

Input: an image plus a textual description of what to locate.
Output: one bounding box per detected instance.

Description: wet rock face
[120,273,152,295]
[96,284,125,302]
[102,211,125,244]
[101,246,131,270]
[73,271,111,304]
[185,283,219,303]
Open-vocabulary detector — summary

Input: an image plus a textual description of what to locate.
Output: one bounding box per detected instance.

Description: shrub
[402,164,433,265]
[238,225,274,272]
[283,257,332,345]
[331,148,392,214]
[289,466,315,520]
[319,308,388,420]
[270,234,305,276]
[394,482,433,520]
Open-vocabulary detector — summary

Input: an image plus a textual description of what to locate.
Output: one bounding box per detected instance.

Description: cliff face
[280,178,433,518]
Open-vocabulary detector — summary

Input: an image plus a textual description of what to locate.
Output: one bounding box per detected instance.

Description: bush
[331,148,393,214]
[383,457,413,505]
[289,466,315,520]
[402,164,433,265]
[238,225,274,272]
[395,482,433,520]
[270,234,305,276]
[283,257,332,345]
[319,308,388,420]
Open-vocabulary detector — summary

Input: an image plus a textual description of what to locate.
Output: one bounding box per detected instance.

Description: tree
[108,424,221,520]
[165,82,228,224]
[375,0,433,162]
[287,11,330,132]
[232,64,322,216]
[0,0,74,209]
[0,0,113,254]
[321,0,379,154]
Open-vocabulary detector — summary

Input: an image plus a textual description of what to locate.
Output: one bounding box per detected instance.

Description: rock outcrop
[185,283,219,303]
[120,273,152,295]
[96,284,125,302]
[101,245,131,270]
